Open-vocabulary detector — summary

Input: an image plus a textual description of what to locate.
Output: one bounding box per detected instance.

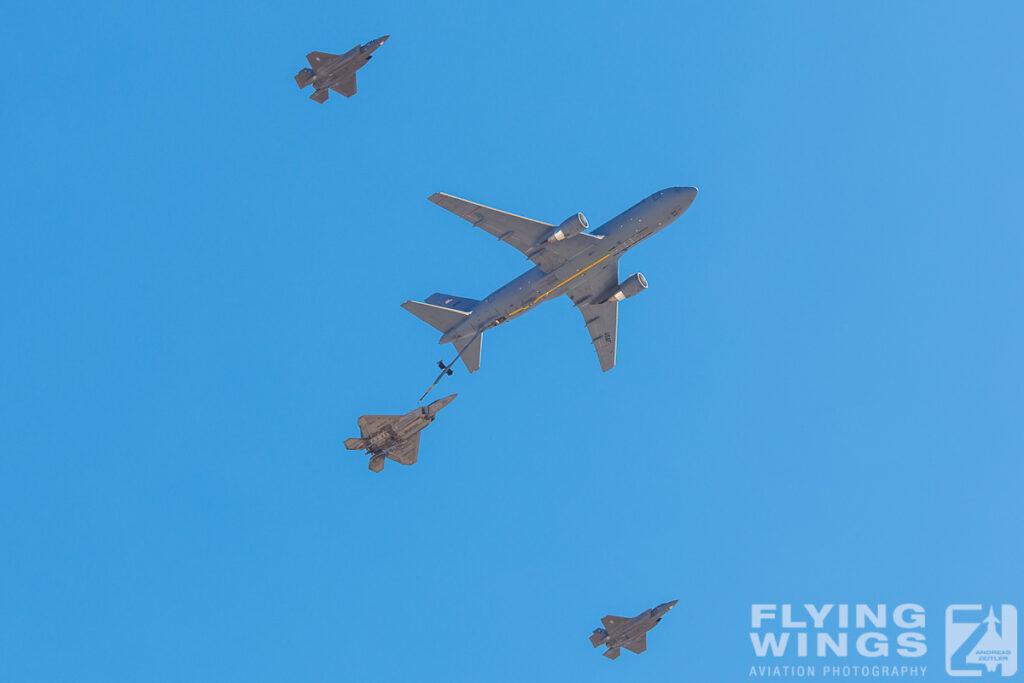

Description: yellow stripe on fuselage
[505,253,611,319]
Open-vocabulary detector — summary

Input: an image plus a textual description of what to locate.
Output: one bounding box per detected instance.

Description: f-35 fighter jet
[590,600,678,659]
[343,394,455,472]
[294,35,389,103]
[401,187,697,374]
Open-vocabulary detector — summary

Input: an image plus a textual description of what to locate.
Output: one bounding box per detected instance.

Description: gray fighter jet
[343,394,455,472]
[294,35,389,103]
[590,600,678,659]
[401,187,697,374]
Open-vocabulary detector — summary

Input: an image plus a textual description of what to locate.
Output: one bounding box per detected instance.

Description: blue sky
[2,2,1023,681]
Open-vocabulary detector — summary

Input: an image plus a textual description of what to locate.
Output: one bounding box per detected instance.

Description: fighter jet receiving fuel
[343,394,455,473]
[590,600,678,660]
[402,187,698,375]
[294,35,389,103]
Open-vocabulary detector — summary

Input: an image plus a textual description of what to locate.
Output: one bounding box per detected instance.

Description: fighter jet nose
[379,35,390,43]
[428,393,457,414]
[655,599,678,614]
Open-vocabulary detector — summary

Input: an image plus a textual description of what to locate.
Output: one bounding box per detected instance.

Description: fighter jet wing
[622,633,647,655]
[601,615,630,634]
[331,74,357,98]
[388,432,420,465]
[358,414,399,438]
[566,257,620,372]
[428,193,595,273]
[306,51,338,69]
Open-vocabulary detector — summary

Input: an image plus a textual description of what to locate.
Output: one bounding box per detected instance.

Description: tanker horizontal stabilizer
[401,300,470,334]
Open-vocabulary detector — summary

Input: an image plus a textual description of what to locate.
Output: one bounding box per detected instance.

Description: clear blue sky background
[2,2,1023,681]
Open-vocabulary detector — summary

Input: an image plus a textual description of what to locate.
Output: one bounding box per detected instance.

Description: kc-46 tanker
[402,187,697,374]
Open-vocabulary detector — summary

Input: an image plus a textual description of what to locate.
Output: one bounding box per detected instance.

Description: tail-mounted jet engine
[604,273,648,302]
[540,213,589,244]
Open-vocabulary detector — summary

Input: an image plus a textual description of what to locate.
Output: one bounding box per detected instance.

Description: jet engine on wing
[543,212,589,243]
[605,273,648,302]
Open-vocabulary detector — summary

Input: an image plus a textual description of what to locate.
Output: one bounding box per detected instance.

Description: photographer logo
[946,605,1017,677]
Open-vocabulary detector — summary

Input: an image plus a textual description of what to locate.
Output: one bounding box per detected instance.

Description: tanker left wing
[566,256,620,372]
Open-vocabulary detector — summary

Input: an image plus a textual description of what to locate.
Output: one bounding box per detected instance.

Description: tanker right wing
[428,193,601,273]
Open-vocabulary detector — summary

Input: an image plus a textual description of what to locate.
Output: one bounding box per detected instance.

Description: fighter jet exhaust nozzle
[541,212,588,244]
[589,628,609,647]
[604,273,648,303]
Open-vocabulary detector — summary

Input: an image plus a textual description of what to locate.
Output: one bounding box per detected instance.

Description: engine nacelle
[543,212,588,243]
[605,273,648,302]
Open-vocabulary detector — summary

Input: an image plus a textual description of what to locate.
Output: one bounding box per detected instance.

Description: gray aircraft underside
[295,35,388,103]
[401,186,697,374]
[590,600,678,659]
[344,394,455,472]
